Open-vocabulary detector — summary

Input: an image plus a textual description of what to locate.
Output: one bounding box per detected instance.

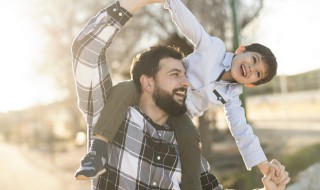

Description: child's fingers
[269,163,281,178]
[270,159,280,165]
[270,159,285,178]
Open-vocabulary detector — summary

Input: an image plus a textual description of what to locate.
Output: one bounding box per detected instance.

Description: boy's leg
[167,114,202,190]
[94,80,139,140]
[75,80,139,180]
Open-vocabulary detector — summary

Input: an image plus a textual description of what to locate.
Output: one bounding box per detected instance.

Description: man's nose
[181,76,191,88]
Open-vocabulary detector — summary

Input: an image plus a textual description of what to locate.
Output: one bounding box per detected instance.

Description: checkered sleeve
[71,1,132,136]
[200,157,222,190]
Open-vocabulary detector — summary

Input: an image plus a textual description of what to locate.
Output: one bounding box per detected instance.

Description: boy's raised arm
[120,0,164,14]
[164,0,213,50]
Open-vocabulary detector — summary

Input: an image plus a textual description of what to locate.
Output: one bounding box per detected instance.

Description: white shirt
[164,0,267,169]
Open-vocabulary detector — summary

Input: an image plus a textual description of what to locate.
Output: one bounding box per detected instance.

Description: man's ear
[235,45,246,54]
[140,75,154,92]
[245,83,255,88]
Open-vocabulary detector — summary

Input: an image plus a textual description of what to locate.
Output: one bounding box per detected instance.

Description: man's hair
[244,43,277,86]
[130,44,185,92]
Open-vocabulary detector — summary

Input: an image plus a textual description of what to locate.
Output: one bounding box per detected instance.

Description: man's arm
[71,1,136,129]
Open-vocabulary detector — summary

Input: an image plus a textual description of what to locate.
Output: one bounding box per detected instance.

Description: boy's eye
[253,56,257,64]
[257,72,261,78]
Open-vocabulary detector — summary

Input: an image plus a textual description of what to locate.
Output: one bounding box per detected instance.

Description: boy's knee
[111,80,139,105]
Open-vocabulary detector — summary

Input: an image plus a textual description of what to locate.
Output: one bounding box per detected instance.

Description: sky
[0,0,320,112]
[244,0,320,75]
[0,0,61,112]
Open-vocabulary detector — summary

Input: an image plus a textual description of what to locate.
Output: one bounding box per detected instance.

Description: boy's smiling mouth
[241,64,247,77]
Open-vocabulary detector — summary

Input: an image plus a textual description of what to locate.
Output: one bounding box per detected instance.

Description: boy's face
[230,50,268,85]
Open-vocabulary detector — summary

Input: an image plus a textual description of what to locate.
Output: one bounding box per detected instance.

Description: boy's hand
[119,0,165,14]
[257,160,284,179]
[146,0,165,3]
[269,159,287,185]
[257,160,271,176]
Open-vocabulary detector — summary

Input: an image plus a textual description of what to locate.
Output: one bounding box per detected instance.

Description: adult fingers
[278,176,291,190]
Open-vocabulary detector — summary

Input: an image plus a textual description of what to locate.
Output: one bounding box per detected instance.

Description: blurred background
[0,0,319,189]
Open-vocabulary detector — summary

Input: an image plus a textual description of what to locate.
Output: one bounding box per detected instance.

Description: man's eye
[172,73,179,76]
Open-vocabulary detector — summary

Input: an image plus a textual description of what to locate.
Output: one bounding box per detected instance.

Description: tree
[31,0,264,150]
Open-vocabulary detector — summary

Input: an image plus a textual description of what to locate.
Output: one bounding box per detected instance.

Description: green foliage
[217,143,320,189]
[281,143,320,181]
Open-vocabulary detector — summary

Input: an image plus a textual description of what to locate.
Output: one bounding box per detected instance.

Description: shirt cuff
[243,149,267,170]
[106,1,133,26]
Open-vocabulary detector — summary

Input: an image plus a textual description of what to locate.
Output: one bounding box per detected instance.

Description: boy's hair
[244,43,277,86]
[130,44,184,92]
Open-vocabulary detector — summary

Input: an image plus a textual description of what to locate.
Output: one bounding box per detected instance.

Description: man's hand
[119,0,165,14]
[262,169,290,190]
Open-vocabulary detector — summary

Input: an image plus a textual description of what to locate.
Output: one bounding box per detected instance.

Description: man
[74,0,287,189]
[72,0,221,189]
[72,0,291,189]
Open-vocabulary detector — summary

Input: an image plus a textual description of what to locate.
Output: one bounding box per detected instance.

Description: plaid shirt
[72,1,221,189]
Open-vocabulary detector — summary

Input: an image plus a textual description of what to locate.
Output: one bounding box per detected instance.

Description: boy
[75,0,282,189]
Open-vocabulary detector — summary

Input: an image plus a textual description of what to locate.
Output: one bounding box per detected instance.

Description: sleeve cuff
[243,149,267,170]
[106,1,133,26]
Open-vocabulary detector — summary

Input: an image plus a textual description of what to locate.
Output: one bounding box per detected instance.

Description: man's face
[231,51,268,85]
[152,57,190,115]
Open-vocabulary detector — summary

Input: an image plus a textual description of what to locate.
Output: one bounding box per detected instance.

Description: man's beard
[152,84,187,116]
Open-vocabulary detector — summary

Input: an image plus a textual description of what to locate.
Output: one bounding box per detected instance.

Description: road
[0,142,90,190]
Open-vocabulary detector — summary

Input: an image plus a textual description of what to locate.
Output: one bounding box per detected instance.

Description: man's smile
[173,88,187,98]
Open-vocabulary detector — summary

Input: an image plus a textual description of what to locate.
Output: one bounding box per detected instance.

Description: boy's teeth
[242,65,246,77]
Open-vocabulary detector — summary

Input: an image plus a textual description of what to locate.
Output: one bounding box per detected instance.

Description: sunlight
[0,0,58,112]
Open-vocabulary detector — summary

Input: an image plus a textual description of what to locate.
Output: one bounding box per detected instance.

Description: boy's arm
[224,89,267,171]
[164,0,215,50]
[164,0,226,90]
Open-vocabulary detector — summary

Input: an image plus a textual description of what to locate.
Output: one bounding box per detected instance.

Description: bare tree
[30,0,264,151]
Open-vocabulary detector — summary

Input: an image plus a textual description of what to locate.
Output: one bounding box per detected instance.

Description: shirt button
[157,156,161,160]
[153,182,157,186]
[113,8,117,12]
[118,12,123,16]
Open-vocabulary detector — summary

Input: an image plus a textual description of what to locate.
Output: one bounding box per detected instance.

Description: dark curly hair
[130,44,185,92]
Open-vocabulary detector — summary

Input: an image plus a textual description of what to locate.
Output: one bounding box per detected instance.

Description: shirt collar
[223,52,234,69]
[216,52,234,81]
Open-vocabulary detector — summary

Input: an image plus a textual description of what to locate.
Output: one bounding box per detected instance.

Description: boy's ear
[235,45,246,54]
[140,75,154,92]
[245,83,255,88]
